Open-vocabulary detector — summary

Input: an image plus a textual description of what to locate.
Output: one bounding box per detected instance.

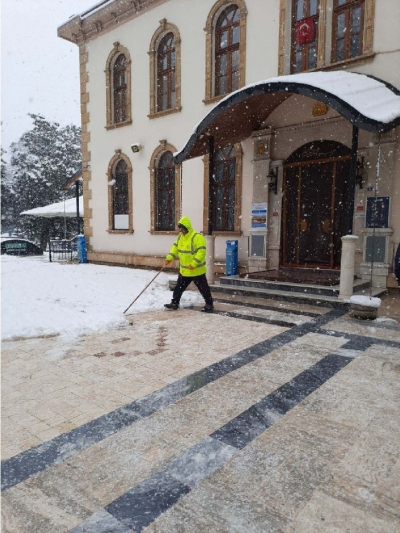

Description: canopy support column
[207,136,215,284]
[346,124,359,235]
[207,136,215,235]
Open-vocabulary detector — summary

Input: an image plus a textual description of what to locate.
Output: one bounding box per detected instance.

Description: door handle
[300,219,308,232]
[322,219,330,233]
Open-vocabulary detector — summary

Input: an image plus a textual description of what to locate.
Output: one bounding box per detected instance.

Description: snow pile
[1,255,202,341]
[349,295,381,308]
[374,316,397,324]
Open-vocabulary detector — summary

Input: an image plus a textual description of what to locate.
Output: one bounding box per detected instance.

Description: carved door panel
[298,162,333,266]
[283,159,351,268]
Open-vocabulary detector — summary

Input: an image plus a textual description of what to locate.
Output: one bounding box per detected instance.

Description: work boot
[164,300,179,310]
[201,303,214,313]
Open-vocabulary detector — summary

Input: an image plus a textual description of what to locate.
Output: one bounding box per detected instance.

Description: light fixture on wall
[356,156,364,189]
[130,143,142,153]
[267,168,278,195]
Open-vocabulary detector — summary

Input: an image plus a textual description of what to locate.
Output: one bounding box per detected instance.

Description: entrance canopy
[174,71,400,164]
[21,196,83,218]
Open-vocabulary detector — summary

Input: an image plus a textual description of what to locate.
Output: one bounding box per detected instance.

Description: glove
[188,265,194,271]
[165,259,171,266]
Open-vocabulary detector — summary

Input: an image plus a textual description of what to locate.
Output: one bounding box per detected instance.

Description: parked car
[1,238,43,256]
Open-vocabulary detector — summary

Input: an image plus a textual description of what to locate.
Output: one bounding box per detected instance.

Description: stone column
[205,235,215,285]
[339,235,358,300]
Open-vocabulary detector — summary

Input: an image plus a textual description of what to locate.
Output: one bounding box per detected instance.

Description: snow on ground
[1,255,203,341]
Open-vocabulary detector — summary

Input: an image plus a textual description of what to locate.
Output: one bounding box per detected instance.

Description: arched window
[112,160,129,229]
[332,0,365,62]
[157,33,176,112]
[113,54,127,123]
[105,43,132,129]
[215,5,240,96]
[107,154,133,232]
[291,0,319,73]
[149,20,181,119]
[213,145,236,231]
[155,151,176,231]
[204,0,247,104]
[150,141,181,233]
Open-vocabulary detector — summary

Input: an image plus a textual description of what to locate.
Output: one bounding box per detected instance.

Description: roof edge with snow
[174,71,400,164]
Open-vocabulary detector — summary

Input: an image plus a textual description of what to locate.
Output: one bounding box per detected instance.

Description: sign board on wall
[251,202,267,229]
[366,196,390,228]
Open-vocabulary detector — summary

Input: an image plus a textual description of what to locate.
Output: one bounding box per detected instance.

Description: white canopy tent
[21,196,83,218]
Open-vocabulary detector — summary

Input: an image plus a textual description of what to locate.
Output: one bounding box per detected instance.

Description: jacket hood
[178,216,193,231]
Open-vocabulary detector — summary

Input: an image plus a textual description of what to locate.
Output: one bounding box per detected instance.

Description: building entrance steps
[211,275,386,308]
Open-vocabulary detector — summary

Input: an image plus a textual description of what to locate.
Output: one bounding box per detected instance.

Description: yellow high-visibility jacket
[166,216,207,277]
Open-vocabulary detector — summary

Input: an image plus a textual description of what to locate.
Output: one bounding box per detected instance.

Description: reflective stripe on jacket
[166,216,207,277]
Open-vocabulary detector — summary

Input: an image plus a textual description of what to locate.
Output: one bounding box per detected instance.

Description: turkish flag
[295,17,316,45]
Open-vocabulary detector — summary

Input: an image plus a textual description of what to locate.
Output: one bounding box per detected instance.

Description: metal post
[208,136,215,236]
[346,124,359,235]
[76,180,80,234]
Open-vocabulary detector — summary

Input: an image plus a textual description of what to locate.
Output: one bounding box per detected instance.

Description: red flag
[295,17,316,45]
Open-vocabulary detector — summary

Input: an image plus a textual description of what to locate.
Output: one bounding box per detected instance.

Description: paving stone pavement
[1,292,400,532]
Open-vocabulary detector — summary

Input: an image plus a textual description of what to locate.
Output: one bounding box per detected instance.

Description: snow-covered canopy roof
[174,71,400,164]
[21,196,83,218]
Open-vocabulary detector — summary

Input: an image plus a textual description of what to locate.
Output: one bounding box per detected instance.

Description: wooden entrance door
[282,142,351,269]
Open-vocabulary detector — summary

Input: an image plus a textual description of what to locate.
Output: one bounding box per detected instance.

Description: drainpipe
[206,136,215,284]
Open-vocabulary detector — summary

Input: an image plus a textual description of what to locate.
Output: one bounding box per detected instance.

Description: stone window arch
[204,0,247,105]
[203,143,243,234]
[149,141,181,233]
[148,20,182,119]
[105,43,132,129]
[107,151,133,233]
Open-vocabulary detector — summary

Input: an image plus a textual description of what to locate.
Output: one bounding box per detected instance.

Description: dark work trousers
[172,273,213,305]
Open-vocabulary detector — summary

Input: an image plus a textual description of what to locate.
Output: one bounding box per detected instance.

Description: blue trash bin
[226,240,238,276]
[77,235,87,264]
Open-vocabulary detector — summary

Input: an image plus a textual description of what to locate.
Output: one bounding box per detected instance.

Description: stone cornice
[57,0,169,45]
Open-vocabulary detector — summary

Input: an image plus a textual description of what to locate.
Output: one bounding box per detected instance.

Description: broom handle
[123,265,167,314]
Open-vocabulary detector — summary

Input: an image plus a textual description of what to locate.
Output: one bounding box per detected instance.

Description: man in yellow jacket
[164,216,214,312]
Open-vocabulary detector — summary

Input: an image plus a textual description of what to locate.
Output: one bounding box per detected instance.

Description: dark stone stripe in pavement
[211,353,353,449]
[93,343,357,532]
[1,309,345,493]
[211,309,299,328]
[316,328,400,349]
[212,297,321,317]
[106,472,191,532]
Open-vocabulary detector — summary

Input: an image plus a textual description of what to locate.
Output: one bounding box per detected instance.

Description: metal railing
[49,236,78,262]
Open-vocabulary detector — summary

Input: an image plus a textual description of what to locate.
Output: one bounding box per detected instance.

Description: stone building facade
[58,0,400,288]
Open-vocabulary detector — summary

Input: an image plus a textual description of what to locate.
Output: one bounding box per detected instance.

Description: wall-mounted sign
[366,196,390,228]
[251,202,267,228]
[356,205,364,212]
[272,211,279,217]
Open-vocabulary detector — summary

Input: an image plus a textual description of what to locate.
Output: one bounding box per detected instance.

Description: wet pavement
[2,292,400,532]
